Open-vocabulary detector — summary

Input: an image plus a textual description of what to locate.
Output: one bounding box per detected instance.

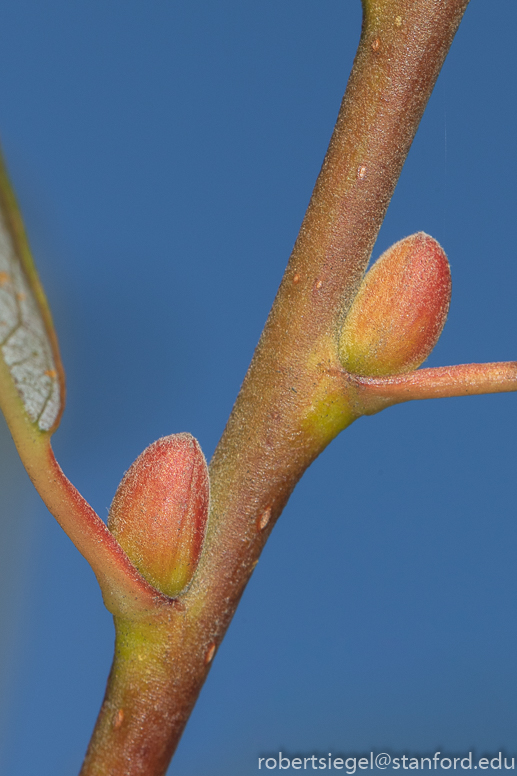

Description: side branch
[351,362,517,414]
[21,438,170,617]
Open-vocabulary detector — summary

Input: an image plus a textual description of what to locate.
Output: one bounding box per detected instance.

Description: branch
[81,1,478,773]
[351,362,517,414]
[26,440,172,617]
[0,151,169,619]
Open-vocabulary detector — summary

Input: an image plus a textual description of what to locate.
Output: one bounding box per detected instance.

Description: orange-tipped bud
[338,233,451,377]
[108,433,209,598]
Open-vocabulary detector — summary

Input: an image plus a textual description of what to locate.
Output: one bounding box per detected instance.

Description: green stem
[81,616,187,776]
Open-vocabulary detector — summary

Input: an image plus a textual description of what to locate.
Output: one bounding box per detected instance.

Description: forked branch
[83,1,482,773]
[3,1,516,775]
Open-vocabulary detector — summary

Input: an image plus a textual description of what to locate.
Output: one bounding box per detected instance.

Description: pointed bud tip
[338,233,451,377]
[108,433,209,598]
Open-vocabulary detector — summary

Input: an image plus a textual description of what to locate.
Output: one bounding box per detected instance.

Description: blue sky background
[0,2,516,774]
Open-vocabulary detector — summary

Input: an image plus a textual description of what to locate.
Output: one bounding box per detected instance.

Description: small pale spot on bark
[293,273,300,285]
[257,506,271,531]
[357,165,367,180]
[315,279,323,290]
[395,16,403,27]
[113,709,124,729]
[205,643,216,664]
[372,38,380,52]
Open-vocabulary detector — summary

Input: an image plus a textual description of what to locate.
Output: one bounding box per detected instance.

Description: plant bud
[108,433,209,598]
[338,233,451,377]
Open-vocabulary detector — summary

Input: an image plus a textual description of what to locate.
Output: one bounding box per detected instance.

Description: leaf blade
[0,150,64,435]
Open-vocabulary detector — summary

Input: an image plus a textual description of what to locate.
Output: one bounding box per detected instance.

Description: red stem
[27,441,170,617]
[351,362,517,413]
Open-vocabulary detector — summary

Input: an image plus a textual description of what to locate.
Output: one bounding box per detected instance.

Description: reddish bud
[338,233,451,377]
[108,433,209,598]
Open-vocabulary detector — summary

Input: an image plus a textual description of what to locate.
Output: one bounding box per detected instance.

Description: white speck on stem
[257,507,271,531]
[205,643,216,664]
